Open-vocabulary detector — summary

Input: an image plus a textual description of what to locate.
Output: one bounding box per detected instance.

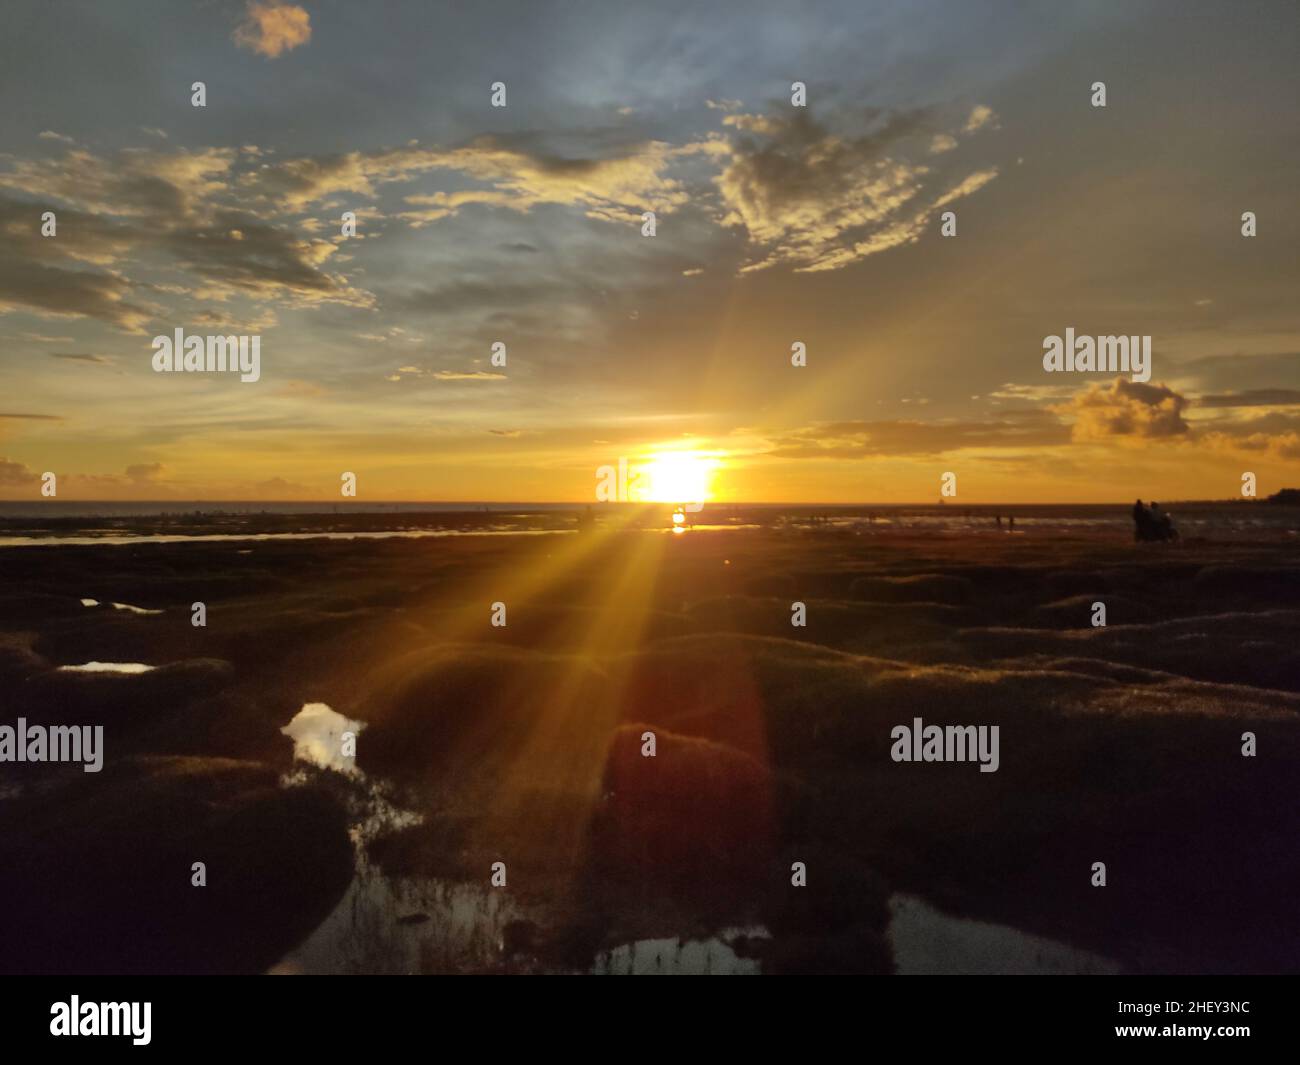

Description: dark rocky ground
[0,521,1296,973]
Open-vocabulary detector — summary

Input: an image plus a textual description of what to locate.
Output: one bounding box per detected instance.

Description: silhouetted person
[1150,502,1175,540]
[1133,499,1153,541]
[1133,498,1178,542]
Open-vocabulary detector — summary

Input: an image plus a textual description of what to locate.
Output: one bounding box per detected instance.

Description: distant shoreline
[0,497,1294,520]
[0,499,1296,546]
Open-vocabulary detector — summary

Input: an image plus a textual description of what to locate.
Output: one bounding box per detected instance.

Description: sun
[639,451,718,504]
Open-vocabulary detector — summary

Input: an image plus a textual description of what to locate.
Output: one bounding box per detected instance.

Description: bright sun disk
[639,452,717,504]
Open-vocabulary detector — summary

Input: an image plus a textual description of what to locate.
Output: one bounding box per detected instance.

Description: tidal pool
[79,598,164,615]
[57,661,156,674]
[271,703,1122,975]
[887,893,1122,975]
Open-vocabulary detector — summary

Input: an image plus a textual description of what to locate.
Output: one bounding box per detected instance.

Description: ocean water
[0,500,1295,544]
[0,501,580,518]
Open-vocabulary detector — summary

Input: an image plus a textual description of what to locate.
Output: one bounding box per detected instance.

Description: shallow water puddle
[271,855,525,974]
[592,928,766,975]
[273,702,528,974]
[279,702,366,776]
[57,661,156,674]
[887,893,1121,974]
[79,598,164,615]
[274,702,1121,975]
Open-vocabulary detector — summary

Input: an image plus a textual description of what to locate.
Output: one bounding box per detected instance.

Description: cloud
[0,457,39,486]
[2,110,1007,339]
[3,332,73,343]
[1198,389,1300,408]
[61,464,166,488]
[963,105,998,133]
[933,168,999,209]
[0,195,139,269]
[0,102,1005,345]
[1179,353,1300,394]
[50,352,112,364]
[38,131,75,144]
[1042,380,1300,459]
[238,133,724,225]
[766,411,1070,458]
[1057,379,1190,441]
[0,147,236,218]
[233,2,312,59]
[0,146,371,323]
[125,462,164,484]
[987,382,1075,402]
[413,138,719,224]
[0,256,153,332]
[0,412,61,421]
[1201,428,1300,461]
[713,107,999,272]
[383,365,506,383]
[159,211,370,307]
[192,305,280,332]
[432,370,506,381]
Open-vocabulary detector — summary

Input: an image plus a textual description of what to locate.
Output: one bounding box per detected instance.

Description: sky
[0,0,1296,503]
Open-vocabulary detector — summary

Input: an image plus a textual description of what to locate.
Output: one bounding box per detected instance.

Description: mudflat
[0,516,1296,973]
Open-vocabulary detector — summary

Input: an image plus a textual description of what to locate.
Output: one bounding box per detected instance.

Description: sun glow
[640,451,718,504]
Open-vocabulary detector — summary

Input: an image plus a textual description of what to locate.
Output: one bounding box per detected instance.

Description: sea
[0,500,1295,546]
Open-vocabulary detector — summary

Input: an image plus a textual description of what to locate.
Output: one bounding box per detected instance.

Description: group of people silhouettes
[1132,499,1178,542]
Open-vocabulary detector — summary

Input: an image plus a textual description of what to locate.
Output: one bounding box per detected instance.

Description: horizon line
[1,497,1285,508]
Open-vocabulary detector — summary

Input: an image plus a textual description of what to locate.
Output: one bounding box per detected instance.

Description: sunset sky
[1,0,1296,503]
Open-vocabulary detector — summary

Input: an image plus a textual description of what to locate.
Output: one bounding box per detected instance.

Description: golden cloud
[233,2,312,59]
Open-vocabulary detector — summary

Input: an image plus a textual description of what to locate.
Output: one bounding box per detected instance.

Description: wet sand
[0,517,1297,973]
